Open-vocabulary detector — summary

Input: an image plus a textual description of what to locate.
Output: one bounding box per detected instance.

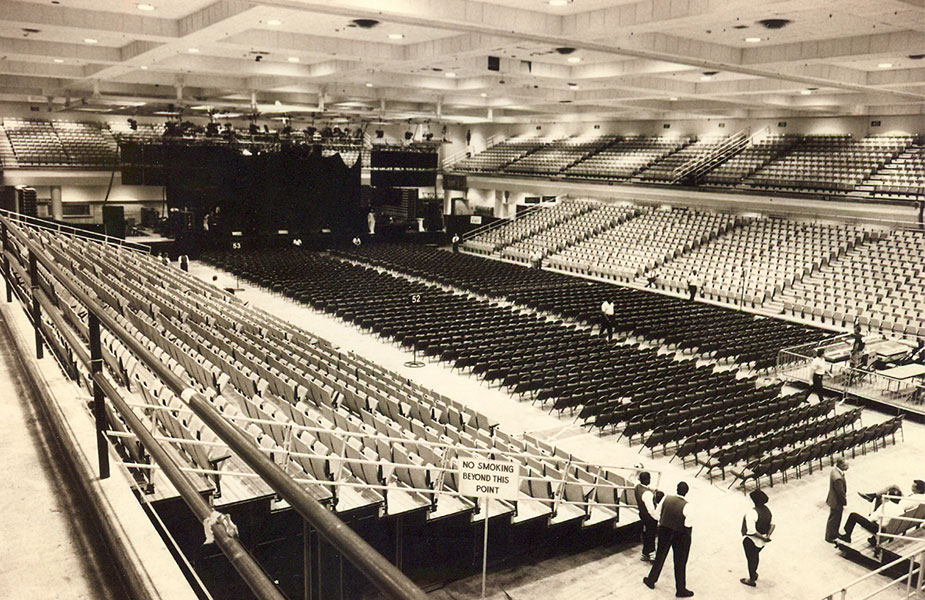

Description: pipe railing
[1,214,429,600]
[0,208,151,254]
[822,542,924,600]
[459,202,547,242]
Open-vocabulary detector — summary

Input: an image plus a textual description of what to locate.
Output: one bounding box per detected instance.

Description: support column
[50,186,63,221]
[494,189,505,218]
[444,189,452,216]
[89,313,110,479]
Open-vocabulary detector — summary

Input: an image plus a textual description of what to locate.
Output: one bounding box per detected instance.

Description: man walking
[600,298,615,340]
[825,458,849,543]
[635,471,660,562]
[686,270,701,302]
[740,489,773,587]
[643,481,694,598]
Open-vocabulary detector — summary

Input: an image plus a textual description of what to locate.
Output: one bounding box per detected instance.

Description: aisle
[0,313,129,600]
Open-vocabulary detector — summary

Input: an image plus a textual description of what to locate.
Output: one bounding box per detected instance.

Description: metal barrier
[822,542,924,600]
[0,208,151,254]
[0,214,428,600]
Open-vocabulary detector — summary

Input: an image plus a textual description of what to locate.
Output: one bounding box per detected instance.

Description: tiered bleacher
[462,198,593,257]
[779,229,925,337]
[499,202,637,264]
[546,207,738,282]
[745,135,915,193]
[1,119,120,167]
[647,219,871,307]
[504,136,616,176]
[701,135,799,186]
[634,136,729,183]
[453,136,549,173]
[852,143,925,202]
[563,136,689,180]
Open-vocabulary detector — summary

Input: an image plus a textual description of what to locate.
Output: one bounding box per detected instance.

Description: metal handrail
[1,214,428,600]
[460,202,548,242]
[822,542,924,600]
[0,208,151,253]
[671,129,750,183]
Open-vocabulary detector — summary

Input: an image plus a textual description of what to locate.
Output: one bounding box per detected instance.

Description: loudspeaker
[102,205,126,239]
[487,56,500,71]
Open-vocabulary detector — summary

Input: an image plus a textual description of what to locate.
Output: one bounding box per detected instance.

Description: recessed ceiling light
[53,58,64,63]
[669,97,678,101]
[366,82,374,87]
[745,37,762,43]
[140,65,148,70]
[480,92,488,97]
[568,82,579,89]
[549,0,568,5]
[445,72,456,78]
[700,75,714,81]
[878,63,893,69]
[267,19,282,26]
[84,38,98,44]
[188,48,199,53]
[137,3,155,11]
[287,56,299,63]
[567,56,582,63]
[388,33,404,40]
[800,89,812,95]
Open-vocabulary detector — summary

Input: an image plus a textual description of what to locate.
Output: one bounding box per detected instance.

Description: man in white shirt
[686,270,701,302]
[809,348,830,404]
[643,481,694,598]
[839,492,905,544]
[635,471,661,562]
[600,299,615,341]
[740,489,773,587]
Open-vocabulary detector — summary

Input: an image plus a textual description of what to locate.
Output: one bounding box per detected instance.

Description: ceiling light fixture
[567,56,582,63]
[480,92,488,97]
[267,19,282,26]
[188,47,199,53]
[800,89,812,95]
[140,65,149,70]
[137,3,155,11]
[568,82,579,89]
[445,72,456,78]
[745,37,762,43]
[549,0,568,5]
[84,38,98,44]
[287,56,300,62]
[878,63,893,69]
[366,82,374,87]
[53,58,64,63]
[669,97,678,101]
[388,33,404,40]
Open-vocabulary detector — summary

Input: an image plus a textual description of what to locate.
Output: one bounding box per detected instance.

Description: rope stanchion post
[88,312,110,480]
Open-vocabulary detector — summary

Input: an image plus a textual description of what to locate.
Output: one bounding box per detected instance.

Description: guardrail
[822,541,924,600]
[460,202,548,242]
[0,214,428,600]
[0,208,150,254]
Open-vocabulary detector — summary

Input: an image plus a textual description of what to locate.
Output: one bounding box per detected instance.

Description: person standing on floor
[635,471,661,563]
[686,270,701,302]
[825,458,849,543]
[451,233,460,253]
[643,481,694,598]
[600,298,615,341]
[740,489,773,587]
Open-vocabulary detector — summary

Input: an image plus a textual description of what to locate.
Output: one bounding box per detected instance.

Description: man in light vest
[643,481,694,598]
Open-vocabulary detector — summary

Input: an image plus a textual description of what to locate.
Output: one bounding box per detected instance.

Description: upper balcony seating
[851,144,925,202]
[453,137,551,173]
[701,135,800,186]
[563,136,689,180]
[2,118,119,167]
[462,198,594,256]
[503,136,618,176]
[745,135,915,194]
[647,219,870,307]
[634,137,730,183]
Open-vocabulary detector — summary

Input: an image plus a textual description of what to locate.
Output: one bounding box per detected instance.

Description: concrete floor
[191,259,924,600]
[0,312,129,600]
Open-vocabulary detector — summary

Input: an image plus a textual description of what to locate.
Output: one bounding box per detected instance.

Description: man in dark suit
[643,481,694,598]
[825,458,849,543]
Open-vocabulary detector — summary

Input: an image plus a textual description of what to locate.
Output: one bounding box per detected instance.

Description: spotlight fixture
[568,82,579,89]
[757,18,791,29]
[909,54,925,60]
[555,47,576,55]
[351,19,380,29]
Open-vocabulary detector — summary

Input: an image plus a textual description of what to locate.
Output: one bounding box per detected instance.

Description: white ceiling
[0,0,922,123]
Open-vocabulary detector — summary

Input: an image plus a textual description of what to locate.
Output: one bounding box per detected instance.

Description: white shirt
[658,497,690,528]
[687,274,702,287]
[811,356,829,375]
[601,301,614,316]
[637,485,657,517]
[742,508,771,548]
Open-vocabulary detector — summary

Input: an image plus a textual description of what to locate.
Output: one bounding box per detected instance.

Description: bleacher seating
[453,136,550,173]
[546,207,738,282]
[745,135,915,193]
[563,136,688,180]
[1,118,119,167]
[2,118,69,166]
[702,135,799,186]
[647,218,871,307]
[462,198,593,257]
[634,137,730,183]
[779,229,925,337]
[504,136,616,176]
[852,143,925,202]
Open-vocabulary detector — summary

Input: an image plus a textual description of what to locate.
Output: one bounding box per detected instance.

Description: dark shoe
[858,492,876,503]
[838,532,851,543]
[740,578,756,587]
[676,590,694,598]
[643,577,655,590]
[641,554,653,563]
[825,538,837,544]
[867,536,878,547]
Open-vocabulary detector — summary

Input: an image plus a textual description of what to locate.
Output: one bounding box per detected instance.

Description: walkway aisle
[0,313,128,600]
[192,260,922,600]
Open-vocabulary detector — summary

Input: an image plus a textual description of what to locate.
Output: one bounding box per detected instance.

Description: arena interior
[0,1,923,599]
